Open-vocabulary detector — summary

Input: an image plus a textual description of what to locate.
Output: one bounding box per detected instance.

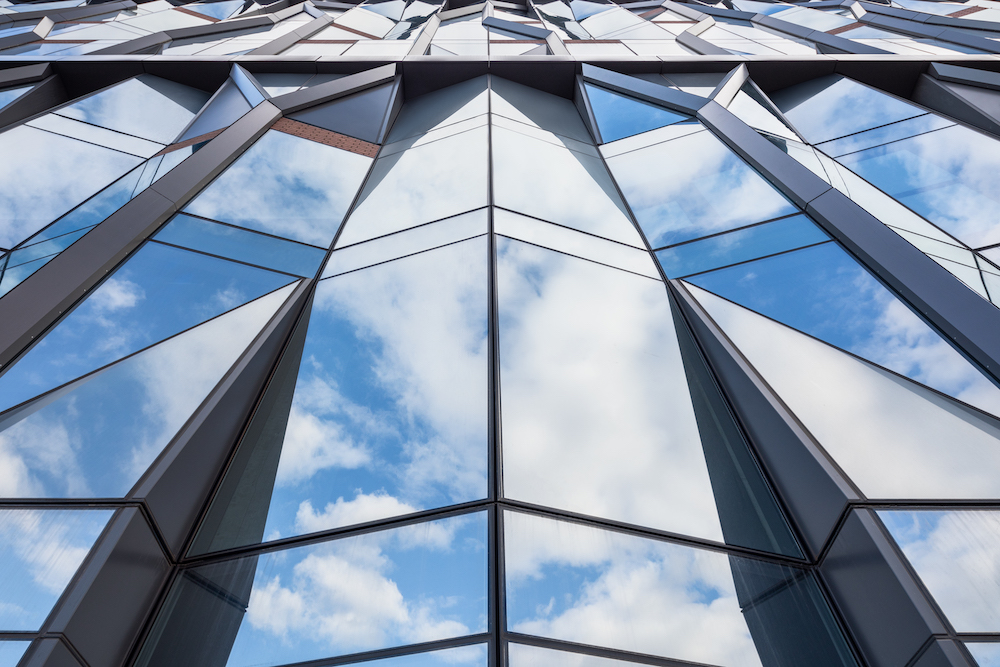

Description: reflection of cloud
[505,512,762,667]
[0,419,88,496]
[89,277,145,312]
[880,510,1000,632]
[295,493,417,533]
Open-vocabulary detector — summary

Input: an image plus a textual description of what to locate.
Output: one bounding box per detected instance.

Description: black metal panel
[270,63,397,113]
[912,640,977,667]
[490,60,577,99]
[400,58,488,98]
[913,73,1000,137]
[20,638,85,667]
[0,74,66,130]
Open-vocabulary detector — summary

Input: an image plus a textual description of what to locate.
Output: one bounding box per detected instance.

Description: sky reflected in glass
[584,83,689,143]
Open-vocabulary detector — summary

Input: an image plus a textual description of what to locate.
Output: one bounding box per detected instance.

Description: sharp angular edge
[709,63,748,106]
[912,73,1000,138]
[0,62,50,88]
[408,14,441,56]
[0,0,136,24]
[677,20,733,56]
[574,74,603,143]
[0,74,66,130]
[929,62,1000,92]
[376,74,404,143]
[484,15,551,39]
[19,638,84,667]
[246,12,335,56]
[0,17,53,50]
[271,62,398,113]
[581,62,708,114]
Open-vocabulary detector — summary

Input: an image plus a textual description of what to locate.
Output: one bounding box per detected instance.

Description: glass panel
[184,129,372,247]
[504,511,857,667]
[191,239,487,553]
[0,284,294,498]
[879,510,1000,632]
[0,642,30,667]
[325,208,487,277]
[509,644,649,667]
[385,76,488,143]
[605,128,797,249]
[0,509,112,629]
[655,214,828,278]
[154,213,326,277]
[493,208,659,279]
[0,84,31,110]
[337,126,488,247]
[178,79,251,142]
[968,643,1000,667]
[599,121,704,159]
[836,123,1000,249]
[0,126,143,248]
[290,82,395,144]
[584,83,689,143]
[815,114,953,158]
[492,126,644,248]
[27,113,165,157]
[137,513,488,667]
[686,242,1000,416]
[497,237,723,542]
[0,242,296,414]
[55,74,210,144]
[688,284,1000,499]
[771,74,925,144]
[727,88,798,142]
[490,77,593,143]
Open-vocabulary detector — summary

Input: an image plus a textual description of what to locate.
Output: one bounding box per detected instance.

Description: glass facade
[2,0,1000,665]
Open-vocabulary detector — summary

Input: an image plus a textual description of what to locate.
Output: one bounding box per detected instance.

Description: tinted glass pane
[27,114,165,158]
[509,644,648,667]
[155,214,326,277]
[0,284,294,497]
[0,242,295,414]
[138,513,488,667]
[0,509,112,630]
[56,74,209,144]
[192,239,487,553]
[178,79,251,142]
[0,84,31,110]
[968,643,1000,667]
[880,510,1000,632]
[184,129,372,247]
[0,642,30,667]
[385,76,488,143]
[290,82,394,143]
[491,77,593,143]
[605,128,797,248]
[815,114,952,158]
[585,83,689,143]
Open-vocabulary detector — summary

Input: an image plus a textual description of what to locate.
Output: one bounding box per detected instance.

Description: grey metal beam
[0,62,50,88]
[709,62,747,105]
[677,19,733,56]
[0,17,52,51]
[0,74,66,130]
[247,11,335,55]
[270,62,397,112]
[0,0,136,24]
[483,15,551,39]
[20,638,84,667]
[929,62,1000,91]
[581,63,707,114]
[913,73,1000,137]
[408,13,441,56]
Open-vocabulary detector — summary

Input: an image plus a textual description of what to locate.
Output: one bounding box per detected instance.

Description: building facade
[1,1,1000,665]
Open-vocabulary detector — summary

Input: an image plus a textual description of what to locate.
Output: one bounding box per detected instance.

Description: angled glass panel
[584,83,689,143]
[27,114,165,157]
[183,0,243,20]
[815,113,953,158]
[656,214,828,278]
[0,242,296,415]
[490,77,593,143]
[493,208,659,279]
[290,82,394,144]
[184,129,372,247]
[727,87,798,142]
[338,126,488,246]
[604,128,797,248]
[685,241,1000,416]
[492,126,644,248]
[191,238,487,553]
[0,284,294,498]
[879,510,1000,632]
[689,284,1000,498]
[325,208,487,277]
[0,642,30,667]
[0,84,31,110]
[509,644,649,667]
[55,74,210,144]
[385,76,488,143]
[969,643,1000,667]
[154,213,326,278]
[0,126,142,248]
[137,512,488,667]
[178,79,252,142]
[505,511,857,667]
[0,509,112,629]
[771,74,925,144]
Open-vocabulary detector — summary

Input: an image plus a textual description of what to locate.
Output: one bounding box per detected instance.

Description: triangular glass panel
[0,284,295,498]
[0,242,296,414]
[360,0,407,20]
[187,238,489,553]
[584,82,689,143]
[181,0,244,20]
[688,283,1000,500]
[289,82,395,144]
[569,0,613,20]
[0,84,31,110]
[177,78,251,143]
[727,85,799,141]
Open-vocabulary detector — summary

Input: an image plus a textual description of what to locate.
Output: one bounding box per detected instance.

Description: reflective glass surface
[338,126,488,246]
[771,75,925,144]
[27,113,165,158]
[184,129,372,247]
[880,510,1000,632]
[290,82,394,144]
[178,79,251,142]
[385,75,488,143]
[490,77,593,143]
[505,511,857,667]
[969,643,1000,667]
[604,128,797,248]
[584,83,689,143]
[815,113,953,158]
[56,75,209,144]
[193,239,487,552]
[686,242,1000,416]
[140,513,488,667]
[0,284,294,498]
[0,126,142,248]
[0,642,30,667]
[656,214,828,277]
[154,213,327,277]
[508,644,648,667]
[0,84,31,110]
[690,284,1000,499]
[0,242,296,414]
[0,509,112,629]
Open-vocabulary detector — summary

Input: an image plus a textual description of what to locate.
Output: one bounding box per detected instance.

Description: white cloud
[295,493,418,534]
[89,277,145,312]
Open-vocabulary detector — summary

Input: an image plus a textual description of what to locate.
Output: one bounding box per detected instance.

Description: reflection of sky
[687,242,1000,416]
[879,510,1000,632]
[968,643,1000,667]
[837,124,1000,249]
[0,509,111,630]
[509,643,646,667]
[584,83,688,143]
[257,239,488,543]
[771,75,924,144]
[497,238,724,542]
[690,284,1000,499]
[605,129,797,248]
[504,511,762,667]
[0,284,294,498]
[184,130,372,247]
[223,513,487,666]
[0,242,295,415]
[0,642,30,667]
